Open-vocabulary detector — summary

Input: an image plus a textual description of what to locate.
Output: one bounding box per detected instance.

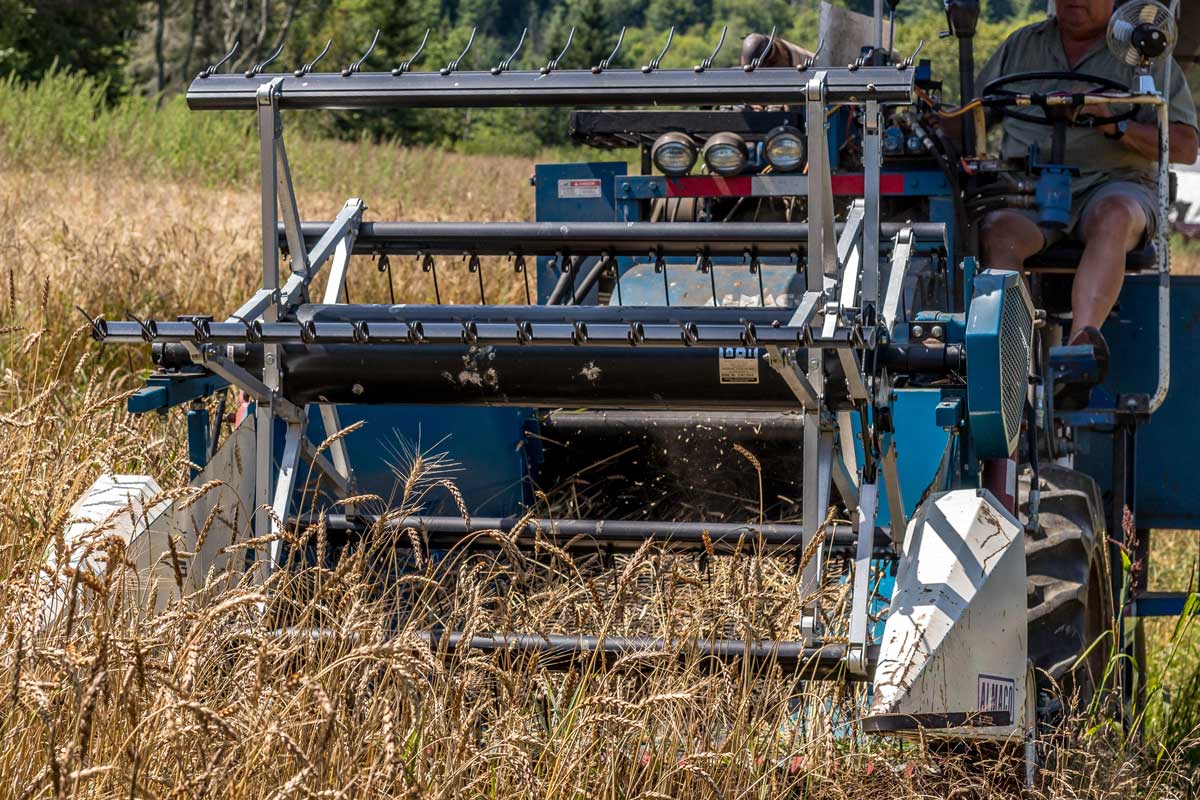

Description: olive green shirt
[976,16,1198,196]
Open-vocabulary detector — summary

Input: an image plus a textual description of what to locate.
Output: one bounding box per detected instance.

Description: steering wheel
[981,71,1139,128]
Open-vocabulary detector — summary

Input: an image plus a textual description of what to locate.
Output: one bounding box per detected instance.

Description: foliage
[0,0,1048,151]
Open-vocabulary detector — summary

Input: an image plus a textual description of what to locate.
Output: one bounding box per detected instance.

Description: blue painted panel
[534,162,627,303]
[888,389,953,519]
[1076,275,1200,529]
[303,405,532,517]
[852,388,951,527]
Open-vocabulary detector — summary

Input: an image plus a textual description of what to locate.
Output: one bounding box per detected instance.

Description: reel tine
[441,27,477,76]
[901,39,925,69]
[76,306,107,341]
[295,38,333,77]
[200,40,239,78]
[492,27,528,75]
[541,27,575,75]
[642,26,675,73]
[124,311,154,342]
[800,38,825,71]
[514,254,532,305]
[694,25,727,73]
[393,29,431,76]
[245,40,285,77]
[343,28,381,76]
[745,25,777,72]
[592,26,626,74]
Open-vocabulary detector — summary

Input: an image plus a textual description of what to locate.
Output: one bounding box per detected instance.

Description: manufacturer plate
[719,346,759,384]
[557,178,602,199]
[977,674,1015,720]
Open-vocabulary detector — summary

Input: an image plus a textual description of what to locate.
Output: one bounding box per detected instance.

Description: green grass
[0,69,635,199]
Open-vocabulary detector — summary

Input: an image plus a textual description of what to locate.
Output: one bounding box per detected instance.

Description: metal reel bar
[255,627,878,679]
[303,513,895,555]
[277,220,949,259]
[188,65,916,111]
[93,316,867,349]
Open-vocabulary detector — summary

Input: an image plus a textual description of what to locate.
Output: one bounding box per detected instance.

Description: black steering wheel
[981,71,1139,128]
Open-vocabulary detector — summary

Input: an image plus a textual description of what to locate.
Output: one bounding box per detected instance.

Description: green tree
[11,0,144,98]
[0,1,33,73]
[645,0,712,34]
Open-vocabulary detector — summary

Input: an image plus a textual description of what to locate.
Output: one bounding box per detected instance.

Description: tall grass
[0,69,558,207]
[0,71,1198,797]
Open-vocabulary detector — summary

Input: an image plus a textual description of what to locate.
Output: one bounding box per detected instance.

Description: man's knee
[1081,194,1148,249]
[980,210,1045,266]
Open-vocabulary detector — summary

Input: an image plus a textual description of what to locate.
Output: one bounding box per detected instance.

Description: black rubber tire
[1018,464,1114,705]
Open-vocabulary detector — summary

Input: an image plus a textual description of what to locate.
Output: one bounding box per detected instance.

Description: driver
[975,0,1198,382]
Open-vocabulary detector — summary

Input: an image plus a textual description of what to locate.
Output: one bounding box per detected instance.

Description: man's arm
[1084,114,1199,164]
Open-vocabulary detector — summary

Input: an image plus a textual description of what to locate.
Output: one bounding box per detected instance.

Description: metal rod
[306,513,894,554]
[642,27,675,73]
[295,39,332,77]
[343,29,381,76]
[694,26,727,73]
[278,220,947,259]
[187,66,917,111]
[541,27,575,75]
[492,27,527,75]
[246,41,285,77]
[393,29,430,75]
[743,26,776,72]
[257,627,877,678]
[199,40,239,78]
[592,27,626,74]
[441,27,477,76]
[279,344,853,409]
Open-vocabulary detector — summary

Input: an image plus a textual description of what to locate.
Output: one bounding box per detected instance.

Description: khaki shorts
[1013,180,1159,249]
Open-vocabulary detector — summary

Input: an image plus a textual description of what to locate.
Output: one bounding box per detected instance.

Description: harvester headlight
[763,125,806,172]
[651,131,698,176]
[702,132,749,176]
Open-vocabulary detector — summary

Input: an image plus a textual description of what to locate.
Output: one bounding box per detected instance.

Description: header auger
[64,0,1200,772]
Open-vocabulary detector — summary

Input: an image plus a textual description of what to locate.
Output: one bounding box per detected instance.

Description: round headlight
[702,132,748,176]
[651,132,697,176]
[763,125,806,172]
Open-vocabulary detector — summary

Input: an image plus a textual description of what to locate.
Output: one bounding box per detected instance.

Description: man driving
[975,0,1198,386]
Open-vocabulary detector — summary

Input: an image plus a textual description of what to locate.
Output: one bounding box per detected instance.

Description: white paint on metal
[42,420,258,626]
[868,488,1029,740]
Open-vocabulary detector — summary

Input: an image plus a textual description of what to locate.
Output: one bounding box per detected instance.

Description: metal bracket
[766,346,818,410]
[880,432,907,541]
[861,100,882,312]
[805,72,837,285]
[279,197,365,310]
[847,481,878,676]
[882,227,915,332]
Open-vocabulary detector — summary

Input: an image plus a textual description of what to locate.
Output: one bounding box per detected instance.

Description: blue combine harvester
[69,0,1198,751]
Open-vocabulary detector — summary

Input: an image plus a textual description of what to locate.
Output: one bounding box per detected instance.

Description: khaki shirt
[976,16,1198,196]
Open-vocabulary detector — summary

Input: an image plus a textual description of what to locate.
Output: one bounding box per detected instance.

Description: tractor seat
[1023,238,1158,273]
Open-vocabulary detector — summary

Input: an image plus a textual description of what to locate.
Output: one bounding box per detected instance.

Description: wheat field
[1,157,1198,799]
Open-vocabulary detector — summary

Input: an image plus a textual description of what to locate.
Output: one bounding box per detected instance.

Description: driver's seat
[1022,238,1159,273]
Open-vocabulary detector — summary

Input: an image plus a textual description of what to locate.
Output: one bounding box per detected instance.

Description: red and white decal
[557,178,603,199]
[665,173,906,198]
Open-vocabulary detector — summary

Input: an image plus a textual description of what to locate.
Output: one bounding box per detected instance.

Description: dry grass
[1,164,1198,798]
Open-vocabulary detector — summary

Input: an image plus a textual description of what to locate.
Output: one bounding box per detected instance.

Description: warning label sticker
[719,346,760,384]
[977,674,1015,722]
[557,178,603,199]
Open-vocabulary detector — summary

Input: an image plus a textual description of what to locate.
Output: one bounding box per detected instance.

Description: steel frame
[98,63,922,671]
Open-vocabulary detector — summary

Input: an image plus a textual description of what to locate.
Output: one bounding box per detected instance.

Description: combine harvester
[70,0,1198,756]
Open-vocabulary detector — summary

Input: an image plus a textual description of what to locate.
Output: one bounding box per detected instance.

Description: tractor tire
[1018,464,1114,707]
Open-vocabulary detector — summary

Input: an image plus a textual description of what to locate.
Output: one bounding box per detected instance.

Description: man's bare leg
[1072,194,1147,339]
[980,209,1047,269]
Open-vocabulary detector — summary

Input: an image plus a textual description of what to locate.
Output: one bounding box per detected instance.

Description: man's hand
[1074,103,1199,163]
[1074,102,1120,135]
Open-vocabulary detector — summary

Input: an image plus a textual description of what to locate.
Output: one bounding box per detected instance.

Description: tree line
[0,0,1045,152]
